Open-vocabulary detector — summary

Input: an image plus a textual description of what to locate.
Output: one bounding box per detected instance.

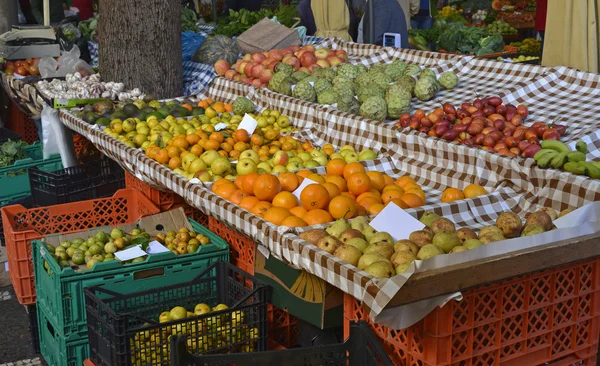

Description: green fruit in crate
[111,228,125,239]
[132,257,145,263]
[86,258,100,269]
[88,244,103,255]
[66,247,77,258]
[60,240,71,248]
[104,242,117,254]
[195,303,211,316]
[86,237,96,245]
[59,260,70,268]
[170,306,188,321]
[45,245,55,254]
[159,311,171,323]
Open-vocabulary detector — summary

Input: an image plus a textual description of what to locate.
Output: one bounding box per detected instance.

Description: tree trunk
[98,0,183,99]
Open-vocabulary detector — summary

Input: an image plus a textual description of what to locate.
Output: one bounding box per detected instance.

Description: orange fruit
[325,175,347,192]
[367,203,384,215]
[300,184,330,210]
[234,129,249,143]
[224,103,233,112]
[395,176,416,188]
[306,173,325,184]
[322,144,335,156]
[234,176,244,189]
[329,195,357,219]
[366,171,385,192]
[168,157,181,170]
[326,159,347,176]
[322,182,341,200]
[382,184,404,194]
[303,209,334,225]
[209,132,224,143]
[250,201,272,217]
[189,144,203,156]
[296,170,312,178]
[239,196,260,211]
[212,102,225,113]
[381,189,403,204]
[204,140,220,151]
[289,206,308,218]
[241,173,261,195]
[343,162,366,180]
[186,134,201,145]
[341,191,356,200]
[181,103,193,112]
[383,174,395,186]
[171,137,189,150]
[214,183,237,199]
[278,172,300,192]
[166,146,182,158]
[229,190,248,205]
[400,193,425,208]
[441,188,465,203]
[281,216,308,227]
[197,100,209,108]
[155,149,170,164]
[272,191,299,209]
[356,192,381,204]
[347,172,371,196]
[388,198,409,209]
[463,184,488,199]
[264,207,292,225]
[253,175,281,201]
[405,188,426,203]
[358,196,380,210]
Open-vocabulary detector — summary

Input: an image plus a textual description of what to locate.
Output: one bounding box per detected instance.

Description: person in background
[358,0,408,47]
[397,0,420,29]
[225,0,261,12]
[535,0,547,40]
[298,0,358,41]
[19,0,37,24]
[411,0,434,29]
[71,0,93,20]
[30,0,67,25]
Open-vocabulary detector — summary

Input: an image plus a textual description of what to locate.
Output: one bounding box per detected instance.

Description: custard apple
[268,71,288,93]
[359,96,387,121]
[317,89,339,105]
[355,72,372,87]
[291,71,309,83]
[322,68,338,82]
[414,78,437,102]
[232,97,255,115]
[358,83,385,104]
[396,75,416,95]
[404,64,421,76]
[386,84,412,101]
[292,79,316,102]
[370,72,393,89]
[278,77,294,96]
[356,64,368,74]
[385,60,407,81]
[337,63,359,80]
[332,75,352,86]
[314,78,333,95]
[311,67,325,78]
[369,63,387,74]
[275,63,294,76]
[385,85,411,119]
[335,85,355,104]
[338,97,360,114]
[439,71,459,89]
[419,68,436,80]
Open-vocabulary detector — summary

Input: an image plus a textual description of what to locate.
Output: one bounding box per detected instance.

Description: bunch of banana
[534,140,600,178]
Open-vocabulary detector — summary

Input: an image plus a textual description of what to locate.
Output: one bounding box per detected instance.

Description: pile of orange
[197,99,233,118]
[211,160,427,227]
[441,184,488,203]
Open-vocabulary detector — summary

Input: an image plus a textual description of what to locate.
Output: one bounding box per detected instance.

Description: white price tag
[370,202,425,241]
[237,114,258,135]
[147,240,171,254]
[114,245,147,261]
[214,123,228,131]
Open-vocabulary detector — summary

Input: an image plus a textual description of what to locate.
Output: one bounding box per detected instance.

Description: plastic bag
[38,45,94,78]
[41,105,78,168]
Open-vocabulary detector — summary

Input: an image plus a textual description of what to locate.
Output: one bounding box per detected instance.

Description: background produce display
[214,4,299,37]
[1,58,41,76]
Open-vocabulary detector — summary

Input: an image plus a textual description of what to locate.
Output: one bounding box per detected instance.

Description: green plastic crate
[38,305,89,366]
[0,142,62,204]
[33,219,229,339]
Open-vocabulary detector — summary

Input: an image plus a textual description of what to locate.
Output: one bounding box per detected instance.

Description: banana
[536,152,558,168]
[581,162,600,179]
[567,151,586,162]
[534,149,559,162]
[563,161,587,175]
[541,140,571,153]
[550,152,569,169]
[576,141,588,154]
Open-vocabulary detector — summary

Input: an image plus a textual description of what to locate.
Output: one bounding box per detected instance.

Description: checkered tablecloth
[59,37,600,329]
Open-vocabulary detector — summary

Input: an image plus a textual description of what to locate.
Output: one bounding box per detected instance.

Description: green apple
[182,153,198,171]
[236,158,258,175]
[297,152,312,162]
[286,161,304,171]
[211,157,232,175]
[312,155,328,166]
[256,117,268,128]
[201,150,221,166]
[257,162,272,173]
[304,160,320,168]
[330,153,344,160]
[272,165,288,173]
[188,158,208,174]
[271,150,289,166]
[194,170,212,182]
[358,149,377,161]
[240,149,259,164]
[276,116,291,128]
[343,152,359,163]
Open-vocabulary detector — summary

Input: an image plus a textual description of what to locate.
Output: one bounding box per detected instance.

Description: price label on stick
[370,202,425,242]
[237,114,258,135]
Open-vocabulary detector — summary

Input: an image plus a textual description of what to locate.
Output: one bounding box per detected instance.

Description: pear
[539,207,558,220]
[395,262,413,275]
[521,224,545,237]
[358,253,386,270]
[525,211,553,231]
[350,216,370,232]
[345,238,369,252]
[496,212,522,238]
[463,239,483,249]
[479,232,505,244]
[364,261,395,278]
[338,229,364,243]
[390,251,416,267]
[559,208,574,218]
[408,230,434,247]
[394,240,419,255]
[367,231,394,245]
[456,228,477,242]
[419,212,440,227]
[417,244,444,260]
[299,229,328,245]
[478,225,503,239]
[362,225,378,242]
[326,218,351,238]
[432,232,461,253]
[334,245,363,267]
[449,246,467,253]
[317,235,341,254]
[363,242,394,259]
[430,218,456,233]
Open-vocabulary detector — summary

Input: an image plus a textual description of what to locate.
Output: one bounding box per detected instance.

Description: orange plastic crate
[180,203,209,227]
[208,216,255,275]
[124,172,186,211]
[7,102,39,143]
[268,304,299,350]
[344,258,600,366]
[1,189,160,305]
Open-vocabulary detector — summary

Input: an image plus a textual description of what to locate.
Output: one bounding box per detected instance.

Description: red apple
[327,56,343,67]
[328,49,337,57]
[233,74,241,82]
[251,53,266,64]
[259,69,273,83]
[250,64,266,79]
[315,48,330,60]
[296,49,308,60]
[298,66,311,73]
[234,60,242,70]
[300,52,317,67]
[316,59,330,68]
[243,54,252,62]
[283,56,300,69]
[281,48,294,56]
[224,69,237,80]
[214,60,230,76]
[268,49,283,61]
[267,60,279,70]
[282,53,294,62]
[243,62,255,76]
[289,45,301,53]
[308,64,321,72]
[251,78,262,87]
[302,45,316,52]
[336,50,348,62]
[238,62,249,75]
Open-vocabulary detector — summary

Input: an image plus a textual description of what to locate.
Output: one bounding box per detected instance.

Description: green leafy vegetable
[182,7,199,32]
[214,4,298,37]
[0,140,28,169]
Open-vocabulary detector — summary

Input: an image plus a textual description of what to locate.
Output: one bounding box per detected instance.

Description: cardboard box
[254,247,343,329]
[236,17,301,54]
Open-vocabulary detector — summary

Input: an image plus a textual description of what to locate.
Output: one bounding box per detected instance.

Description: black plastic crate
[0,194,33,246]
[171,321,394,366]
[29,155,125,207]
[84,261,269,366]
[0,128,22,144]
[26,304,40,354]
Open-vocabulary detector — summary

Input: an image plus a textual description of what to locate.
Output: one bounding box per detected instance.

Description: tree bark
[98,0,183,99]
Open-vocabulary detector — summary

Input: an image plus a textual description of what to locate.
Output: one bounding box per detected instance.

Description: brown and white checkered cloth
[59,38,600,327]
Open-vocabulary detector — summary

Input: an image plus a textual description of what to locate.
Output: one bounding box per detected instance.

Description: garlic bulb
[36,73,144,101]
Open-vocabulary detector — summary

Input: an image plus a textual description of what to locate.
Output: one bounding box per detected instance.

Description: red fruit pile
[1,58,40,76]
[395,96,567,158]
